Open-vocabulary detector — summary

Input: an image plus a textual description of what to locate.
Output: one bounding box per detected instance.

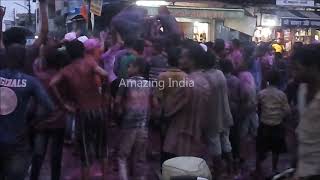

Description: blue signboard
[282,18,320,27]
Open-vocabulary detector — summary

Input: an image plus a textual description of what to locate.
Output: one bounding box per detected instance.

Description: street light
[136,1,170,7]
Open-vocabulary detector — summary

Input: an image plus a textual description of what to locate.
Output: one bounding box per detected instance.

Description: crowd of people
[1,1,320,180]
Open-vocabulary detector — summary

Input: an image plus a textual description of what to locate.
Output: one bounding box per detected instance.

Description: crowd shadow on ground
[26,127,293,180]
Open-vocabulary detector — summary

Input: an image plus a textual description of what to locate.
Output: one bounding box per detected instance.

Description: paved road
[25,128,293,180]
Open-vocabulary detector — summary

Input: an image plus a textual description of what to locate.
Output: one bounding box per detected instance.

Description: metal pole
[13,8,16,26]
[35,8,37,33]
[28,0,32,27]
[88,0,92,32]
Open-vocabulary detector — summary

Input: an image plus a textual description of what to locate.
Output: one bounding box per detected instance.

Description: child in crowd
[256,70,290,175]
[115,58,153,180]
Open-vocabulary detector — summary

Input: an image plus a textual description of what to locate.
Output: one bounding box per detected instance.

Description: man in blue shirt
[0,44,53,180]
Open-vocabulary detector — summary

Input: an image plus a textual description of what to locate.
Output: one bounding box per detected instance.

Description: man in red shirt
[50,40,108,180]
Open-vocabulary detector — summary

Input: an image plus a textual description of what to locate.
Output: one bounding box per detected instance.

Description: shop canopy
[145,6,245,19]
[224,15,257,36]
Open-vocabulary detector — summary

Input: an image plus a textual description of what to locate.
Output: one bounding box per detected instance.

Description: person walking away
[238,68,259,164]
[50,40,108,180]
[202,55,234,179]
[30,47,70,180]
[0,44,53,180]
[115,58,153,180]
[256,70,290,175]
[220,60,242,172]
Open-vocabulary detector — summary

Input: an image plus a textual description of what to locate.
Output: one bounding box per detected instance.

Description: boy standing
[256,70,290,175]
[116,58,152,180]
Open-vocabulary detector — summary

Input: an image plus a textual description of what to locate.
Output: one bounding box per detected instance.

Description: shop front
[254,10,320,51]
[281,17,320,44]
[145,6,248,42]
[280,11,320,50]
[254,13,281,43]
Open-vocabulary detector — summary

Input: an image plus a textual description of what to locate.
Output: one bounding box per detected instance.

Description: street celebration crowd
[1,1,320,180]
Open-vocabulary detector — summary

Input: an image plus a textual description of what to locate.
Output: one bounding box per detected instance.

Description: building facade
[33,0,320,45]
[143,1,257,42]
[251,0,320,50]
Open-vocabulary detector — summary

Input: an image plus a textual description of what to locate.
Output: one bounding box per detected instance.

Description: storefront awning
[260,10,320,28]
[276,11,300,19]
[145,6,245,19]
[224,15,257,36]
[298,11,320,19]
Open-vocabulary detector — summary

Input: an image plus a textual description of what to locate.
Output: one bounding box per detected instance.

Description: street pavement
[25,127,293,180]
